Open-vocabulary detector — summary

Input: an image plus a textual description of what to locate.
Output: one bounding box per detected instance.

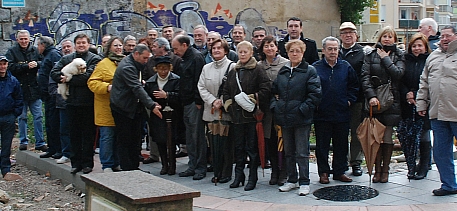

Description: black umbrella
[397,106,423,179]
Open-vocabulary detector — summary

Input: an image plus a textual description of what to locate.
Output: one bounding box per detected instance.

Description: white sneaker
[94,148,100,154]
[279,182,299,192]
[103,168,113,173]
[56,156,70,164]
[299,185,310,196]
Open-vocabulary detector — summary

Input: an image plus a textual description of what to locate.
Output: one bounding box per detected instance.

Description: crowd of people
[0,16,456,197]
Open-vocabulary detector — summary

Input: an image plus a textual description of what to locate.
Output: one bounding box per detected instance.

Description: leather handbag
[234,71,255,112]
[365,81,394,114]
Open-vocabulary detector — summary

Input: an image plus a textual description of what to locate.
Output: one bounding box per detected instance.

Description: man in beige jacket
[417,25,457,196]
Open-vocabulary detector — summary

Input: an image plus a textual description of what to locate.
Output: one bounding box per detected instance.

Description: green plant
[337,0,374,24]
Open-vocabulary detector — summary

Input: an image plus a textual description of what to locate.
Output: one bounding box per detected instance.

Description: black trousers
[112,110,142,171]
[67,105,95,169]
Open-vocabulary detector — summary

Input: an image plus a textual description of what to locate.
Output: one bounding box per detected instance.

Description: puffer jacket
[221,57,270,124]
[361,43,405,126]
[87,57,118,126]
[417,40,457,122]
[0,72,23,117]
[50,51,101,107]
[271,60,321,127]
[312,58,359,122]
[5,43,42,102]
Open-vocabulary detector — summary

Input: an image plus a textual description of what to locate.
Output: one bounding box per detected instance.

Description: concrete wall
[0,0,340,55]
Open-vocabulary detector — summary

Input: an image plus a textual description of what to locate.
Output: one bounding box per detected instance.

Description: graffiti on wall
[9,1,286,49]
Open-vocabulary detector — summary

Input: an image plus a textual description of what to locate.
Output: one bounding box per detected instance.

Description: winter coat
[257,55,288,139]
[278,33,319,65]
[38,46,61,97]
[179,47,205,106]
[110,54,156,119]
[143,52,182,80]
[145,72,180,144]
[50,51,101,107]
[417,40,457,122]
[312,58,359,122]
[87,58,118,126]
[198,56,235,122]
[221,57,270,124]
[400,53,430,129]
[5,43,42,102]
[271,61,321,127]
[0,72,23,117]
[340,43,364,103]
[361,44,405,126]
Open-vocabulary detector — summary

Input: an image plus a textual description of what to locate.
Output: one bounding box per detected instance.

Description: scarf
[108,52,125,65]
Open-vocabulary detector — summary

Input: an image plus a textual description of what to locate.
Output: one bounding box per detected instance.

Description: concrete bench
[81,170,200,211]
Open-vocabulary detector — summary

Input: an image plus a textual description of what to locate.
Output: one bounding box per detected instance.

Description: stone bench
[81,170,200,211]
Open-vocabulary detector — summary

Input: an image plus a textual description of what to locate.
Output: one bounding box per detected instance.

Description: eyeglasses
[288,49,302,54]
[340,31,356,35]
[439,34,456,39]
[325,47,339,52]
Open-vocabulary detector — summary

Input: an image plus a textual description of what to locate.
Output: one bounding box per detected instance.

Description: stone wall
[0,0,340,54]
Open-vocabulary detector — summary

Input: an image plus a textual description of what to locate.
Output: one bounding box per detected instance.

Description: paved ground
[19,148,457,211]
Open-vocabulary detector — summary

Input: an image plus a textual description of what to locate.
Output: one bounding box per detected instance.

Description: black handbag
[217,62,234,97]
[365,80,394,114]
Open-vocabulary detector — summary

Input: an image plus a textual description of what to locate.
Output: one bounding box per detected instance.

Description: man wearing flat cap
[338,22,365,177]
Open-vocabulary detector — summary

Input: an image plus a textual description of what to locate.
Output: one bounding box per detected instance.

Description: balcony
[399,19,420,28]
[437,5,453,13]
[399,0,422,2]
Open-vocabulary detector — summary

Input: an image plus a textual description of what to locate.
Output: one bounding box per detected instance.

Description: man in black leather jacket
[50,34,101,174]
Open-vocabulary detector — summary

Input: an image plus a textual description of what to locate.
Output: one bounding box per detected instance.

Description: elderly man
[278,17,319,65]
[205,31,238,63]
[338,22,365,177]
[162,25,174,43]
[37,36,63,159]
[0,55,23,181]
[5,30,47,152]
[252,26,267,60]
[416,25,457,196]
[192,25,208,53]
[418,18,440,51]
[111,44,162,171]
[147,29,159,43]
[61,39,74,56]
[230,24,246,52]
[312,36,359,184]
[123,35,137,55]
[172,35,207,180]
[50,34,101,174]
[99,34,112,57]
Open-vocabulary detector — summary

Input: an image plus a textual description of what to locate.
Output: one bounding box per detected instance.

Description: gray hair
[61,39,74,46]
[124,35,136,43]
[193,25,208,34]
[208,31,222,38]
[420,18,438,33]
[38,36,54,48]
[16,30,30,38]
[133,44,150,54]
[322,36,340,48]
[174,28,187,37]
[155,37,170,51]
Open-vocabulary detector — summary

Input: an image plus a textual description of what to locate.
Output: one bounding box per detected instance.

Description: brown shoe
[333,174,353,182]
[319,173,330,184]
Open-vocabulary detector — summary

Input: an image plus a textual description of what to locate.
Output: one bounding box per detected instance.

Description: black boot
[415,142,431,180]
[244,160,258,191]
[158,144,168,175]
[229,162,245,188]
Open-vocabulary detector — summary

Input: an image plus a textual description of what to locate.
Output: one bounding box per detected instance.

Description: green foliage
[337,0,374,24]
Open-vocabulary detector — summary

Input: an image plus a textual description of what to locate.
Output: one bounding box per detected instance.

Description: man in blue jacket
[312,36,359,184]
[0,55,24,180]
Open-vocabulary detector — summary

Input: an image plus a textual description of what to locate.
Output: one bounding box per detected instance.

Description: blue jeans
[0,114,16,176]
[183,102,207,174]
[18,99,45,147]
[99,126,119,169]
[282,124,311,186]
[430,119,457,191]
[59,108,71,158]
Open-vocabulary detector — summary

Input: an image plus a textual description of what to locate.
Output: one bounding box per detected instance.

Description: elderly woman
[144,56,180,175]
[221,41,270,191]
[400,33,432,180]
[198,39,236,184]
[362,26,405,183]
[257,35,289,186]
[272,39,321,196]
[87,36,124,172]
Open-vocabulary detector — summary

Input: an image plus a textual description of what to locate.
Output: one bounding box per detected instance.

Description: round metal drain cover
[313,185,378,201]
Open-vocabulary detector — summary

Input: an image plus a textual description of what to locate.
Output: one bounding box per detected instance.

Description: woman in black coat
[145,56,180,175]
[361,26,405,183]
[400,33,431,180]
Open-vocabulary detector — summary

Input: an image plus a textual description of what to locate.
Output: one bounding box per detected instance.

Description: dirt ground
[0,138,84,211]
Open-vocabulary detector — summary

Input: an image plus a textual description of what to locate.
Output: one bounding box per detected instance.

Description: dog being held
[58,58,87,99]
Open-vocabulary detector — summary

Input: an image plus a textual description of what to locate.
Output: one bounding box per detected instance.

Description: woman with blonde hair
[361,26,405,183]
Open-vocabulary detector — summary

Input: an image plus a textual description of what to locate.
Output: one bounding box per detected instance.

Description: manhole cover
[313,185,378,201]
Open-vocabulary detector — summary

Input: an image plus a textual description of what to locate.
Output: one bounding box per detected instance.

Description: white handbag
[234,71,255,112]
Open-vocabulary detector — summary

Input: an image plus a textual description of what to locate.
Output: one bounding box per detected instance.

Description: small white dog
[58,58,87,99]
